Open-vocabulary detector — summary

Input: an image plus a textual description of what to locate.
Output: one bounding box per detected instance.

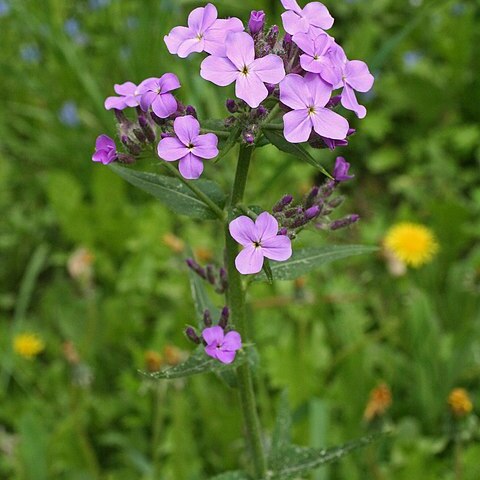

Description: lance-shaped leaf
[254,245,378,282]
[269,391,292,466]
[268,433,387,479]
[142,345,250,380]
[262,128,331,178]
[209,471,252,480]
[109,164,225,220]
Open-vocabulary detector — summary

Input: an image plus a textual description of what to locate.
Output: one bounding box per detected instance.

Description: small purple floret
[157,115,218,179]
[92,135,117,164]
[333,156,354,182]
[137,74,181,119]
[202,326,242,364]
[104,81,140,110]
[229,212,292,275]
[280,0,334,36]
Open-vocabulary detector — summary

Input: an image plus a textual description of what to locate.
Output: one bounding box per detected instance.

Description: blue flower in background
[64,18,80,37]
[59,101,80,127]
[126,16,139,30]
[0,0,10,17]
[403,51,422,69]
[20,44,41,63]
[88,0,110,10]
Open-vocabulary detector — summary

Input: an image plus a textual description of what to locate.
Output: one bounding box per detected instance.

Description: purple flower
[164,3,243,58]
[202,326,242,364]
[293,31,332,73]
[248,10,265,35]
[229,212,292,275]
[137,74,180,118]
[280,0,333,36]
[92,135,117,165]
[333,156,354,182]
[201,31,285,108]
[157,115,218,179]
[104,82,140,110]
[322,44,374,118]
[279,73,349,143]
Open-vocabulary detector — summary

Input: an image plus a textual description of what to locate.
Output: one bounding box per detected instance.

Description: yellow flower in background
[363,383,392,422]
[13,333,45,359]
[384,222,439,267]
[448,388,473,417]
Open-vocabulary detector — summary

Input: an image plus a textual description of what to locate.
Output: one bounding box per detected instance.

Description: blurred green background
[1,0,479,479]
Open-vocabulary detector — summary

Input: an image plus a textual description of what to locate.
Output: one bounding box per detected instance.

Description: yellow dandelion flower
[384,222,439,267]
[448,388,473,417]
[13,333,45,359]
[364,383,392,422]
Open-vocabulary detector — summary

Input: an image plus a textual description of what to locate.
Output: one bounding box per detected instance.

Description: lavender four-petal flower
[293,31,332,74]
[202,326,242,364]
[137,73,181,118]
[333,156,354,182]
[279,73,349,143]
[201,31,285,108]
[229,212,292,275]
[92,134,117,165]
[157,115,218,179]
[104,81,140,110]
[281,0,333,36]
[164,3,244,58]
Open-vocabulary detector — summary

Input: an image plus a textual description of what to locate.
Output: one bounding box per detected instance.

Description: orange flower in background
[364,383,392,422]
[13,333,45,359]
[163,233,185,254]
[448,388,473,417]
[144,350,163,372]
[384,222,438,268]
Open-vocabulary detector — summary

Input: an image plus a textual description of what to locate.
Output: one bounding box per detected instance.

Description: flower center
[253,241,261,248]
[308,106,316,116]
[187,143,195,150]
[241,65,249,76]
[196,33,204,41]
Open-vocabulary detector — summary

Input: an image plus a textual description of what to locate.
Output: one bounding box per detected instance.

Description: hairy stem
[225,144,267,478]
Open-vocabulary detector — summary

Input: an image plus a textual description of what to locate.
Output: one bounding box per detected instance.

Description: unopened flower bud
[133,128,147,143]
[266,25,279,48]
[305,205,320,220]
[224,116,237,128]
[278,227,288,236]
[330,214,360,230]
[206,264,216,285]
[219,268,228,291]
[283,33,293,46]
[326,95,342,108]
[116,153,136,164]
[185,105,197,118]
[114,109,129,125]
[226,99,238,114]
[219,306,229,329]
[333,157,354,182]
[185,326,201,344]
[203,309,212,327]
[243,131,255,144]
[150,111,165,126]
[121,135,142,155]
[328,196,344,209]
[186,258,207,279]
[255,105,268,119]
[265,83,276,96]
[305,186,319,208]
[248,10,265,35]
[138,114,156,142]
[273,194,293,212]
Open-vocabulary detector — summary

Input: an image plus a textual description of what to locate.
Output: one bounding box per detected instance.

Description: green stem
[161,160,225,220]
[200,128,230,138]
[225,144,267,479]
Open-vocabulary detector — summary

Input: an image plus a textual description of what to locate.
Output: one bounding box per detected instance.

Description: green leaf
[215,125,241,163]
[269,391,292,466]
[142,345,250,380]
[209,471,252,480]
[262,129,331,178]
[268,433,387,479]
[254,245,378,282]
[109,164,225,220]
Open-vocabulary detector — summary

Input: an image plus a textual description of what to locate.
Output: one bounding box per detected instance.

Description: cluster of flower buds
[272,157,359,237]
[186,258,228,294]
[185,308,242,364]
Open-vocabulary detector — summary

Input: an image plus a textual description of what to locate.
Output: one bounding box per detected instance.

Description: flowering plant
[91,2,381,478]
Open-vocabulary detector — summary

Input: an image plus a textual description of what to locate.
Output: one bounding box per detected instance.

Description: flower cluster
[185,308,242,364]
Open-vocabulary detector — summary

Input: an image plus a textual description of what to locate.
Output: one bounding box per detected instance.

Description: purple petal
[215,350,236,364]
[283,109,312,143]
[137,77,158,94]
[235,245,264,275]
[341,84,366,118]
[177,37,205,58]
[235,72,268,108]
[255,212,279,241]
[139,91,157,111]
[104,96,127,110]
[261,235,292,262]
[158,73,181,93]
[305,73,332,108]
[251,54,285,84]
[281,0,302,13]
[188,4,217,33]
[279,74,309,110]
[281,11,305,35]
[226,32,254,70]
[178,153,204,179]
[157,137,188,161]
[200,56,238,86]
[164,26,194,55]
[95,134,115,151]
[92,150,106,163]
[222,331,242,351]
[345,60,374,92]
[151,93,177,118]
[300,54,330,74]
[292,32,315,56]
[202,325,224,346]
[114,81,137,96]
[229,216,258,246]
[204,18,244,56]
[205,344,220,360]
[311,108,349,139]
[192,133,218,159]
[174,115,200,145]
[302,2,334,30]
